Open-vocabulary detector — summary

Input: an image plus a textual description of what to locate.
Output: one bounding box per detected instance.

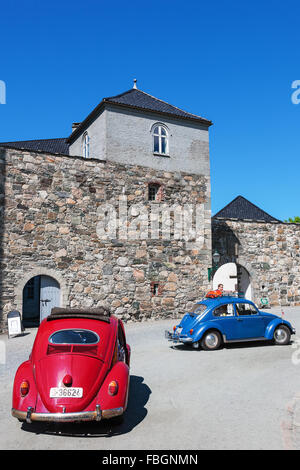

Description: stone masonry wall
[212,219,300,307]
[0,147,211,332]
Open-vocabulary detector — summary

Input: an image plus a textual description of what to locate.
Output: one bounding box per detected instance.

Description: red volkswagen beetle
[12,307,131,424]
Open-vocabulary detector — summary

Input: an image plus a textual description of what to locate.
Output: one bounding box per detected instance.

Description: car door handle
[237,318,243,321]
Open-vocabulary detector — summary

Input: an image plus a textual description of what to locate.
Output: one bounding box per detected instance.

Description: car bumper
[165,330,193,344]
[11,406,124,423]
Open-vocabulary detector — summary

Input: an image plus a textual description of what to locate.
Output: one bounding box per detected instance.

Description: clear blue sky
[1,0,299,221]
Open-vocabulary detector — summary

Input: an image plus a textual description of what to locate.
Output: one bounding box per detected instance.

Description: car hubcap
[274,328,287,343]
[205,333,218,348]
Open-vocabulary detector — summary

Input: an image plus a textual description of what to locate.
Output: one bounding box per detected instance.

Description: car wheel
[273,325,291,345]
[201,330,222,351]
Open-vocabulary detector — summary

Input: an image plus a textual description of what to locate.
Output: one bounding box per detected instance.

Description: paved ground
[1,306,300,450]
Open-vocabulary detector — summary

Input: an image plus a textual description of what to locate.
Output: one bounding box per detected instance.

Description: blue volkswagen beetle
[165,296,296,350]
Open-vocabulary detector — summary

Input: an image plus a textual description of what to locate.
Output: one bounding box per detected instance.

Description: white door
[40,275,60,322]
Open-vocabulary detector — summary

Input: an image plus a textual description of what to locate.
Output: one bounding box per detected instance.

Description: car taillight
[190,329,194,335]
[173,326,176,331]
[108,380,119,396]
[20,380,29,397]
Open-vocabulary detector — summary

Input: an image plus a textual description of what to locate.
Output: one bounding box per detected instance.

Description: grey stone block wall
[212,219,300,307]
[0,147,211,332]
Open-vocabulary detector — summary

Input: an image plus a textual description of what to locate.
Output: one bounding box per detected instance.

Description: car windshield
[191,303,207,315]
[49,329,99,345]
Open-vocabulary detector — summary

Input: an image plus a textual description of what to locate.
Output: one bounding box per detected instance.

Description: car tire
[273,325,291,345]
[201,330,222,351]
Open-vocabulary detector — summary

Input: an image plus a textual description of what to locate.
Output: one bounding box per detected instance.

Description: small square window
[151,282,162,296]
[153,283,159,295]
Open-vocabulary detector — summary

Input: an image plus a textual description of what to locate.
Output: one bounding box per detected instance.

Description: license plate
[50,387,83,398]
[176,327,182,334]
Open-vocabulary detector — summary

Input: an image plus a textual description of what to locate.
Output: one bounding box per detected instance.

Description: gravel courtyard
[1,306,300,450]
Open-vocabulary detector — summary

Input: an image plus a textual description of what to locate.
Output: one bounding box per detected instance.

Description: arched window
[152,124,169,155]
[82,132,90,158]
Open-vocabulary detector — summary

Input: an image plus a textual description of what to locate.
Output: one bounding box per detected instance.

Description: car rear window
[49,329,99,345]
[213,303,234,317]
[191,304,207,315]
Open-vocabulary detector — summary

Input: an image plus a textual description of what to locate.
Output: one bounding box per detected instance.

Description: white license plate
[176,327,182,334]
[50,387,83,398]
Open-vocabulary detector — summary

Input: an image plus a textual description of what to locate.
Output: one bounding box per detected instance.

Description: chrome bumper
[165,330,192,343]
[12,406,123,423]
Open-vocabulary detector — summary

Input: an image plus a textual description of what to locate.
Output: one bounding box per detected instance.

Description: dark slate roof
[213,196,282,223]
[68,87,212,143]
[0,138,69,155]
[105,89,212,123]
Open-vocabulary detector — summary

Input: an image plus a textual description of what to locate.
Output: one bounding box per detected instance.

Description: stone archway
[15,268,69,325]
[213,262,252,300]
[238,265,252,300]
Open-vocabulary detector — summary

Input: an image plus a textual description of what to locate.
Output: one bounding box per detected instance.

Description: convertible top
[47,307,111,323]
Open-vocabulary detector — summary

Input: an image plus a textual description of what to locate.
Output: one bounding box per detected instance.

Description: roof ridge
[0,137,67,144]
[67,86,212,144]
[235,195,280,221]
[104,87,211,122]
[213,195,281,222]
[103,88,134,101]
[213,195,241,218]
[136,88,210,121]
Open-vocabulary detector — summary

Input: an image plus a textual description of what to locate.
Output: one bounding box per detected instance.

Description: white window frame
[152,124,169,156]
[82,132,90,158]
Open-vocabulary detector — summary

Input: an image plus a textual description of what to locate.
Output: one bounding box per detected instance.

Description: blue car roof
[197,296,254,308]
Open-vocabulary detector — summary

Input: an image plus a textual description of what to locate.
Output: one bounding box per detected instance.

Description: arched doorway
[238,265,252,300]
[22,275,60,327]
[213,263,252,300]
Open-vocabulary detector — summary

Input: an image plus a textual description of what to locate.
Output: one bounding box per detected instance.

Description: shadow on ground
[171,339,295,352]
[20,375,151,438]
